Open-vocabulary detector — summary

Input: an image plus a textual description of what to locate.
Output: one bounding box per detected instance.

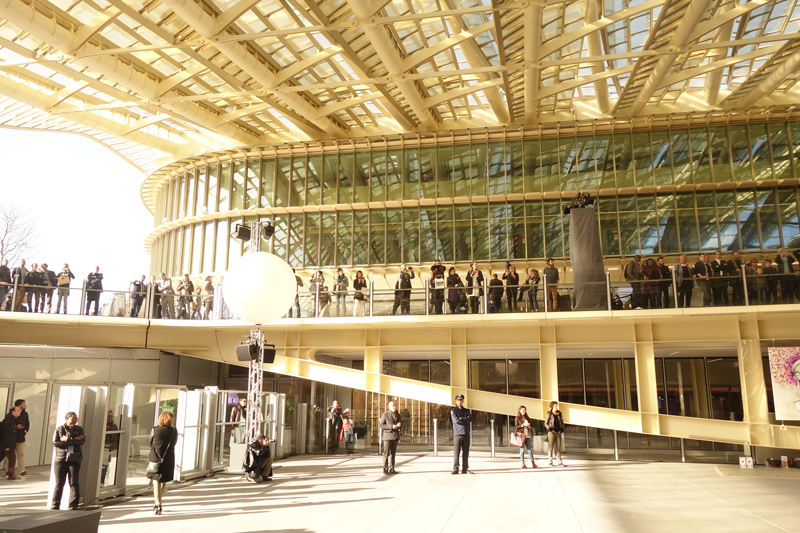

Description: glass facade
[150,122,800,275]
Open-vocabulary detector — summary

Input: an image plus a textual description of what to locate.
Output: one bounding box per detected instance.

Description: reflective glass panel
[288,214,303,267]
[557,359,584,405]
[370,209,386,264]
[523,140,540,193]
[707,358,743,422]
[453,144,471,196]
[716,191,738,250]
[757,189,781,249]
[455,205,472,261]
[260,159,274,208]
[558,136,579,191]
[664,359,709,418]
[585,359,622,409]
[470,360,507,394]
[322,154,337,205]
[306,156,322,206]
[353,210,369,264]
[471,143,488,196]
[275,158,290,207]
[304,213,320,267]
[770,123,793,180]
[437,145,454,198]
[689,128,711,184]
[508,141,524,194]
[371,150,387,202]
[245,160,259,209]
[736,190,759,251]
[670,130,692,185]
[632,131,653,188]
[729,125,752,182]
[355,152,370,203]
[709,127,732,183]
[403,208,420,263]
[386,209,402,264]
[336,212,352,265]
[613,132,634,188]
[750,124,773,181]
[472,204,489,260]
[387,149,403,200]
[540,138,560,192]
[507,360,540,399]
[338,153,354,204]
[487,142,506,195]
[525,201,544,258]
[651,130,673,186]
[778,188,799,246]
[437,207,454,262]
[420,147,436,199]
[231,161,245,210]
[320,213,336,267]
[404,149,420,200]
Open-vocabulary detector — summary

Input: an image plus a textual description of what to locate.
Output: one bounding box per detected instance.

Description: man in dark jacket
[694,254,713,307]
[10,259,27,312]
[230,397,246,444]
[711,251,730,306]
[0,403,22,479]
[130,275,146,318]
[674,255,694,308]
[14,399,28,476]
[328,401,343,454]
[775,248,797,304]
[379,400,401,474]
[244,435,273,483]
[25,263,42,313]
[544,401,565,467]
[451,394,472,475]
[543,258,560,311]
[85,266,103,315]
[52,411,85,509]
[728,251,744,306]
[656,257,671,309]
[39,263,57,313]
[624,255,641,309]
[488,274,504,313]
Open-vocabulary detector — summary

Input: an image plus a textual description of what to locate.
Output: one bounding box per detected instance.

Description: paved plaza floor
[1,453,798,533]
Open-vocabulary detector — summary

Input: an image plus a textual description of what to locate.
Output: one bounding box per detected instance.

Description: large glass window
[472,204,489,260]
[320,212,336,267]
[523,139,541,193]
[322,154,337,205]
[288,214,304,267]
[507,360,540,399]
[664,358,709,418]
[231,161,245,210]
[290,157,306,207]
[403,208,420,263]
[585,359,623,409]
[770,122,793,180]
[260,159,274,208]
[557,360,584,405]
[507,141,524,194]
[420,207,436,263]
[306,156,322,206]
[370,209,386,264]
[403,148,419,200]
[355,152,370,204]
[338,153,354,205]
[455,205,472,261]
[304,213,320,267]
[750,124,773,181]
[437,145,454,198]
[613,132,634,188]
[371,151,386,202]
[336,211,352,265]
[525,201,545,258]
[487,142,506,195]
[437,207,454,262]
[387,150,403,201]
[707,358,743,421]
[353,210,369,264]
[275,159,290,207]
[470,360,507,394]
[453,144,471,196]
[779,188,799,246]
[632,132,653,188]
[245,160,260,210]
[386,209,402,264]
[420,147,436,199]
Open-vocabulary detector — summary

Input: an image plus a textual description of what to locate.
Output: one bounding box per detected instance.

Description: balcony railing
[2,267,797,320]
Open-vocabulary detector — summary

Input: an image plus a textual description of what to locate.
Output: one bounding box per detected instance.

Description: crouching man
[243,435,273,483]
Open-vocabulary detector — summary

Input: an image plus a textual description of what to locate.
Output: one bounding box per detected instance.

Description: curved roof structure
[1,0,799,173]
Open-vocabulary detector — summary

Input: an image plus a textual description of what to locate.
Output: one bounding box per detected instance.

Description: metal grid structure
[2,0,800,173]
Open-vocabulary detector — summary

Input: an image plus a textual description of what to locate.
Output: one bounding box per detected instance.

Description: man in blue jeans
[451,394,473,474]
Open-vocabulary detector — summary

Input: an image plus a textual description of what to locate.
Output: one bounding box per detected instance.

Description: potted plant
[355,420,370,448]
[531,419,548,453]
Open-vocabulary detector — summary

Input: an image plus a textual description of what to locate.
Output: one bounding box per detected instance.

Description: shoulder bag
[147,428,175,475]
[510,432,526,447]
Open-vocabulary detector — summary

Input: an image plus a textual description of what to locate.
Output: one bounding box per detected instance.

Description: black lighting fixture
[232,223,251,241]
[232,222,275,241]
[236,342,277,364]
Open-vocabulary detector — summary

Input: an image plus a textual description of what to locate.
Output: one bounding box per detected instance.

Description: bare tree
[0,203,39,266]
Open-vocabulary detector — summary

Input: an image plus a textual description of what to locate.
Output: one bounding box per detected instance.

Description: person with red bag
[514,406,539,469]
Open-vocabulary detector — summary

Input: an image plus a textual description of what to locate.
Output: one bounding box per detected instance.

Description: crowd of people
[623,248,800,309]
[0,260,216,319]
[3,248,799,319]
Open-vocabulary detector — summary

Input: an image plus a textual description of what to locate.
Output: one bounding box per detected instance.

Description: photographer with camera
[130,275,146,318]
[333,268,349,316]
[519,268,541,312]
[431,259,446,278]
[502,263,520,312]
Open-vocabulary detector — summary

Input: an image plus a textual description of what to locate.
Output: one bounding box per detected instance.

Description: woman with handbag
[51,411,85,509]
[353,271,367,316]
[147,412,178,515]
[514,406,538,469]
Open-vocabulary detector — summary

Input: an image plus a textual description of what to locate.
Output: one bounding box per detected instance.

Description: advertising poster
[768,347,800,420]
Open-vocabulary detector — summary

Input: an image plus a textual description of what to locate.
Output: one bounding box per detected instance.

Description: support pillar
[737,319,770,446]
[540,324,558,422]
[365,346,382,393]
[634,323,659,435]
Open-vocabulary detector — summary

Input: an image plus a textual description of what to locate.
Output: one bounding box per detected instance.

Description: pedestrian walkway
[1,454,798,533]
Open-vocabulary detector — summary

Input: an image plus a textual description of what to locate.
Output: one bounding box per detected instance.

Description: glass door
[175,389,211,481]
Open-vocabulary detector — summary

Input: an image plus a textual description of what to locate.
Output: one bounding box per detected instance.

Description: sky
[0,128,153,292]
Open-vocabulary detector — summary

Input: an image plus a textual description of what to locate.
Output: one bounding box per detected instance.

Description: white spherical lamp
[222,252,297,324]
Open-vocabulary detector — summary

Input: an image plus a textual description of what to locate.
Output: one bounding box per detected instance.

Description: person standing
[520,268,540,312]
[290,269,304,318]
[148,275,161,318]
[0,258,10,310]
[147,412,177,516]
[656,257,671,308]
[451,394,473,474]
[130,275,146,318]
[543,258,560,311]
[762,259,779,304]
[544,401,565,467]
[729,250,745,306]
[39,263,57,313]
[430,259,446,279]
[333,268,349,316]
[309,270,324,316]
[55,264,75,314]
[446,267,465,314]
[176,274,194,319]
[85,266,103,315]
[201,276,214,319]
[25,263,42,313]
[514,406,538,469]
[342,408,355,454]
[465,262,484,314]
[353,270,367,316]
[488,274,504,313]
[710,251,730,306]
[10,259,28,312]
[379,400,401,474]
[230,397,247,444]
[503,265,520,312]
[775,248,796,304]
[14,399,28,476]
[431,273,445,314]
[158,273,175,319]
[674,255,694,308]
[0,403,22,479]
[51,412,85,509]
[624,255,642,308]
[694,254,713,307]
[641,258,661,309]
[328,401,343,454]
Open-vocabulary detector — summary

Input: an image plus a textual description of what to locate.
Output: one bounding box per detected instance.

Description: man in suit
[710,251,730,306]
[728,251,744,306]
[694,254,713,307]
[451,394,473,475]
[675,255,694,308]
[624,255,642,309]
[379,400,401,475]
[762,259,779,303]
[380,400,403,475]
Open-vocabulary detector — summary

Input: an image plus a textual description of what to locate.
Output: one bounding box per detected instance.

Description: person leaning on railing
[0,259,10,310]
[465,262,484,314]
[25,263,42,313]
[39,263,57,313]
[543,258,559,311]
[519,268,540,312]
[431,272,445,315]
[446,267,465,314]
[333,268,349,316]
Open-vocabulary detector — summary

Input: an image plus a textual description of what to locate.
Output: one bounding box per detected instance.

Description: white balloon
[222,252,297,324]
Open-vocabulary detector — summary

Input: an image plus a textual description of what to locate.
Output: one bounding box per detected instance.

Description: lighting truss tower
[246,220,264,444]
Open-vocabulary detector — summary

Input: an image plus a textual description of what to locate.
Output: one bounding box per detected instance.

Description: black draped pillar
[568,207,607,311]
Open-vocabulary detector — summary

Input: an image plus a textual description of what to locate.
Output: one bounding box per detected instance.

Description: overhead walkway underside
[2,306,798,452]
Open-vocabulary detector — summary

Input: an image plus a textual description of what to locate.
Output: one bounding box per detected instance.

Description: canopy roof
[0,0,798,172]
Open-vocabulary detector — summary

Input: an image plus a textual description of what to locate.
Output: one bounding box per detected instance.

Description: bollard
[490,419,495,458]
[433,418,438,457]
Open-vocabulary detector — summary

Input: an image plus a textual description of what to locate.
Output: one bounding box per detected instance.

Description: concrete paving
[1,453,798,533]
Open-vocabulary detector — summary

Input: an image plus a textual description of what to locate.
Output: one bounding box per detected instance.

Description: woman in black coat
[147,411,178,515]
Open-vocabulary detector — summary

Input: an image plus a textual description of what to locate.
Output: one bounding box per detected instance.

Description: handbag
[510,432,526,447]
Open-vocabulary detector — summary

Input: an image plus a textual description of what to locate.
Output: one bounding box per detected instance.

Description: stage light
[235,342,277,363]
[232,224,251,241]
[262,222,275,239]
